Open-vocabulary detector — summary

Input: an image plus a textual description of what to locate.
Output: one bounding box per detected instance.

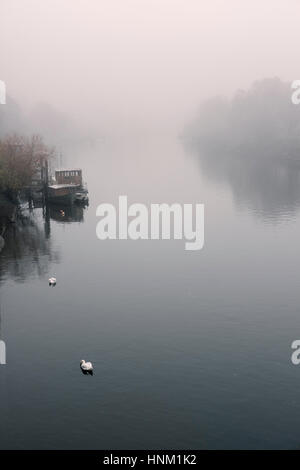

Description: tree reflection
[0,199,88,283]
[0,208,60,282]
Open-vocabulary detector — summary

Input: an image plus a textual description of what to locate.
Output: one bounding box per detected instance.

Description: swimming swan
[80,359,93,375]
[49,277,57,286]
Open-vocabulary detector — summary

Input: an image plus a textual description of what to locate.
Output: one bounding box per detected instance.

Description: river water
[0,135,300,449]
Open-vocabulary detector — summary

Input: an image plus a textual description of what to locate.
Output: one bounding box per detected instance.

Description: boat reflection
[48,203,86,224]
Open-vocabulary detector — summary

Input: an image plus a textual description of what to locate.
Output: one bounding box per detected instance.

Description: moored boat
[48,168,88,205]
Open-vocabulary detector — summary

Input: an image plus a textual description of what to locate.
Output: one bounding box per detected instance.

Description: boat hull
[48,184,79,205]
[48,193,76,205]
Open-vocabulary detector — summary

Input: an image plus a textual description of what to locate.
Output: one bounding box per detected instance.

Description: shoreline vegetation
[183,78,300,156]
[182,77,300,219]
[0,133,54,253]
[182,77,300,152]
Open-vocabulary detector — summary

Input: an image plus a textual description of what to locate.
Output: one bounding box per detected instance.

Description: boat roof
[55,168,82,172]
[49,184,80,189]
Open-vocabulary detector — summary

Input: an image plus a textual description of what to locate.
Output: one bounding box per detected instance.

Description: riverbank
[0,193,17,252]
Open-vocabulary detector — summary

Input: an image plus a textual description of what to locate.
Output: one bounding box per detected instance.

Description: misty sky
[0,0,299,133]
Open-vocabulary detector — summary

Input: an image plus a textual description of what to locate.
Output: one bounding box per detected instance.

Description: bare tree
[0,134,54,197]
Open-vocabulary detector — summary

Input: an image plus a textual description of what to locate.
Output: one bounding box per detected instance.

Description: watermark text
[0,80,6,105]
[0,340,6,365]
[96,196,204,251]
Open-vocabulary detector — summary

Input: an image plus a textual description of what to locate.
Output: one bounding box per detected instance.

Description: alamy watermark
[96,195,204,251]
[0,80,6,105]
[291,80,300,104]
[0,340,6,365]
[291,340,300,364]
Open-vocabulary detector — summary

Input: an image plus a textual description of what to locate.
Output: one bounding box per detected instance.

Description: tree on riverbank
[0,134,54,198]
[183,77,300,158]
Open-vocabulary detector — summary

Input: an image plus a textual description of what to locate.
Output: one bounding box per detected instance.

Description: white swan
[48,277,56,286]
[80,359,93,373]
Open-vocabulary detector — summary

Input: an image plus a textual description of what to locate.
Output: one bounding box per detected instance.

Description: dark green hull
[48,193,75,205]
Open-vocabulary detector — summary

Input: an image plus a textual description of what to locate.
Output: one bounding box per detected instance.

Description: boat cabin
[55,169,82,186]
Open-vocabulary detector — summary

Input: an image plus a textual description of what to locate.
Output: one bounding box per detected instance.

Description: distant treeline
[0,95,79,147]
[184,77,300,159]
[0,94,100,153]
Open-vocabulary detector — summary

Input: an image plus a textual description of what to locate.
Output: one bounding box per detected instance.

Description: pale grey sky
[0,0,299,133]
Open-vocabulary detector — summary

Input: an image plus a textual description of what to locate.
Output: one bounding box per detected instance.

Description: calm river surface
[1,136,300,449]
